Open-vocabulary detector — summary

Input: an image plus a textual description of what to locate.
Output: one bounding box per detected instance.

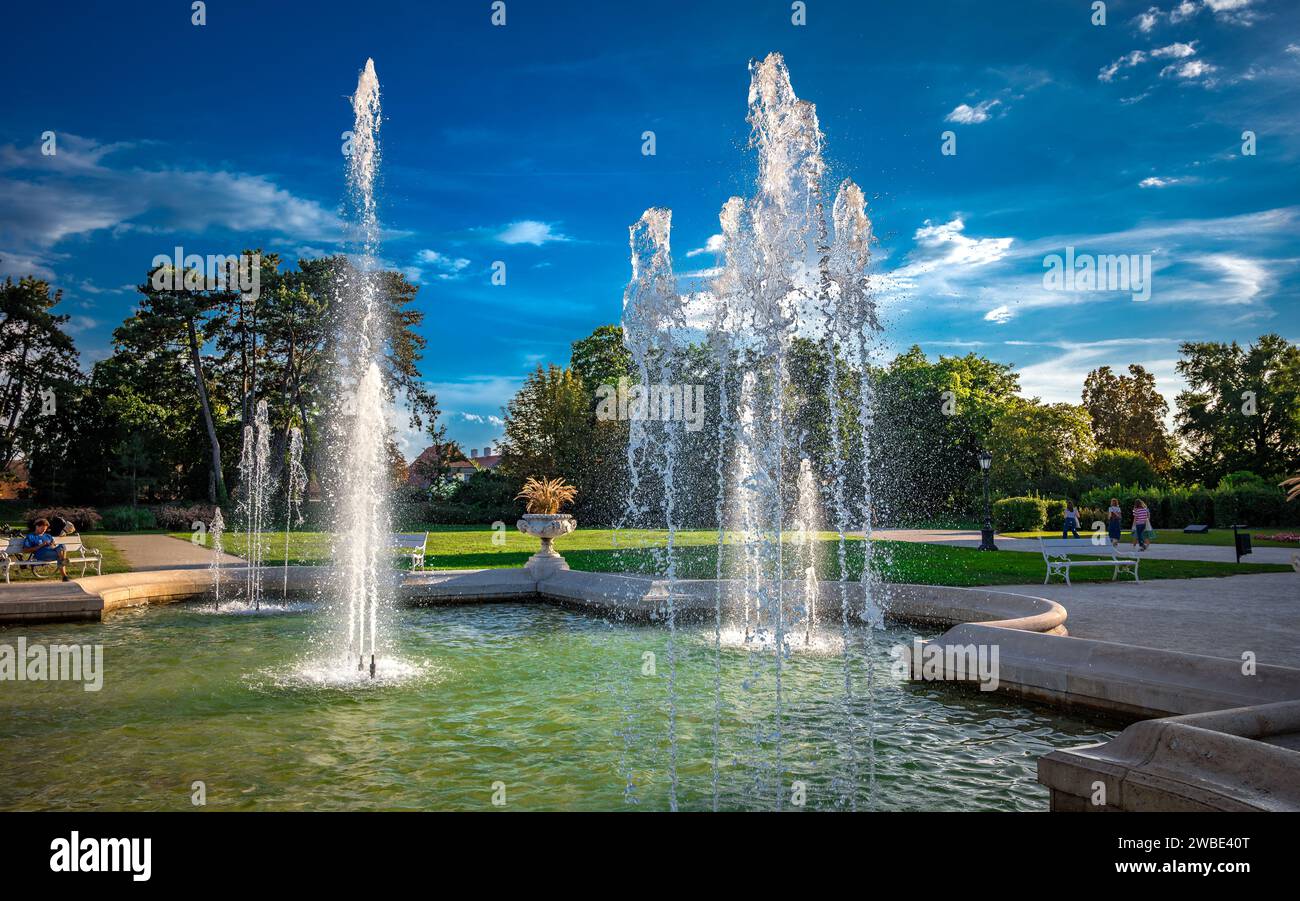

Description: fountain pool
[0,601,1114,811]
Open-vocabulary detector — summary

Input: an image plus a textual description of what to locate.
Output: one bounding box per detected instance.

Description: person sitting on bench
[23,518,70,581]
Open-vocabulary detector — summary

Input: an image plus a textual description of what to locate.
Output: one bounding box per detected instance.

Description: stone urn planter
[517,513,577,577]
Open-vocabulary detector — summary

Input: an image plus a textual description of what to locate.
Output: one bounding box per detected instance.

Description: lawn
[173,527,1291,587]
[1003,527,1299,548]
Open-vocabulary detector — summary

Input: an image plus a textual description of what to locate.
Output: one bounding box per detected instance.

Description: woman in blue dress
[23,518,70,581]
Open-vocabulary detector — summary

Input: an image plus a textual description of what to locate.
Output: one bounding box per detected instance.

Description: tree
[1081,364,1173,469]
[873,346,1021,518]
[986,399,1096,496]
[0,275,80,485]
[1175,334,1300,485]
[1085,448,1160,490]
[499,364,590,480]
[125,262,237,502]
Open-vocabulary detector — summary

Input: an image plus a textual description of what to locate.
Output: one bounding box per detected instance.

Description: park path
[873,528,1298,566]
[996,572,1300,670]
[110,534,245,571]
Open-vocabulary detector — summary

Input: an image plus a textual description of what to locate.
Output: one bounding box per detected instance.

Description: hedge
[1078,484,1300,528]
[992,497,1047,532]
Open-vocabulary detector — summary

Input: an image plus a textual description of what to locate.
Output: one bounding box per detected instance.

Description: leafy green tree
[873,346,1020,519]
[986,399,1096,496]
[0,275,81,487]
[1081,364,1173,470]
[1175,334,1300,485]
[1084,448,1160,490]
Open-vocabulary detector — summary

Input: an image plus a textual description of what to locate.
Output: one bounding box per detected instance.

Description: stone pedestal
[517,514,576,579]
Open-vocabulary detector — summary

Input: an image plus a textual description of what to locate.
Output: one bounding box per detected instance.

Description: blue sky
[3,0,1297,459]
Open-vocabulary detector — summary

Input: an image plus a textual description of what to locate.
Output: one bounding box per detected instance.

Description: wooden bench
[1,535,103,582]
[1038,537,1139,586]
[393,532,429,571]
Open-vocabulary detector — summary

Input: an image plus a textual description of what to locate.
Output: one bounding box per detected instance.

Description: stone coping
[1038,700,1300,811]
[13,565,1068,638]
[912,621,1300,721]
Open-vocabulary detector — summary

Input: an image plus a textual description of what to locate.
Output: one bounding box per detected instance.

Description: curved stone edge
[1038,700,1300,811]
[916,621,1300,721]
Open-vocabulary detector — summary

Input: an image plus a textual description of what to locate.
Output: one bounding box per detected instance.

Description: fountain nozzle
[369,654,376,679]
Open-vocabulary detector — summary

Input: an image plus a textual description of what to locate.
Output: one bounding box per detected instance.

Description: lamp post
[978,450,997,551]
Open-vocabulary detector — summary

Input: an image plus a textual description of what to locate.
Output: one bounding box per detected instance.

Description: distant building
[407,444,502,487]
[449,446,502,482]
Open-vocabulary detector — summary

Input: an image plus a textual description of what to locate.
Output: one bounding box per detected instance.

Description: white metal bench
[393,532,429,571]
[1,535,103,582]
[1038,537,1138,586]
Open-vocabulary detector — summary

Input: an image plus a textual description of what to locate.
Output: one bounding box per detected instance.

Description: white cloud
[495,220,571,245]
[1100,50,1146,82]
[1151,42,1198,59]
[410,248,471,282]
[904,218,1014,271]
[984,304,1014,324]
[686,234,725,257]
[944,100,1001,124]
[1136,7,1160,31]
[456,411,506,426]
[0,134,343,278]
[1160,59,1217,79]
[1139,175,1188,187]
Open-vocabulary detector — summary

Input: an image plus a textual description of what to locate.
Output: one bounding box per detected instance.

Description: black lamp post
[978,450,997,551]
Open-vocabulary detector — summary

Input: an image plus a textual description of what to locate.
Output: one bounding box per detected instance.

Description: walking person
[1107,497,1123,547]
[1062,501,1081,539]
[1131,499,1152,552]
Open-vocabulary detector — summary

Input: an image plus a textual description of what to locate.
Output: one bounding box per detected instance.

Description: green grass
[1003,527,1299,548]
[172,527,1291,587]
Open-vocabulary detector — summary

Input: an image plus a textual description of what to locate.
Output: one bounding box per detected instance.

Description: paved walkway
[874,528,1299,565]
[1000,572,1300,669]
[110,534,245,571]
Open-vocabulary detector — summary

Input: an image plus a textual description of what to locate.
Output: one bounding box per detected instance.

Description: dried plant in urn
[516,477,578,515]
[516,477,578,575]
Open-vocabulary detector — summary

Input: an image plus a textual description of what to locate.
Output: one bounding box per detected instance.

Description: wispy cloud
[494,220,572,245]
[944,100,1001,124]
[0,134,342,278]
[686,233,724,257]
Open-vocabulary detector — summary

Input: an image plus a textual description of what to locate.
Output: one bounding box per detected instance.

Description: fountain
[282,426,307,598]
[619,52,885,809]
[236,400,272,609]
[208,507,225,610]
[332,58,391,679]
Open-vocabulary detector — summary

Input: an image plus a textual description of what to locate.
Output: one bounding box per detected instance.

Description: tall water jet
[283,426,307,598]
[236,400,272,609]
[793,457,819,644]
[333,58,391,679]
[621,207,687,810]
[209,507,226,611]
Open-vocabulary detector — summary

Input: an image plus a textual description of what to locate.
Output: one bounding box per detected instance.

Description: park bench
[1038,537,1139,586]
[393,532,429,571]
[0,535,103,582]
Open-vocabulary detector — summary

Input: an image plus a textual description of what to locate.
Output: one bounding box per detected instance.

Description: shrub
[23,506,103,531]
[151,503,216,531]
[101,505,157,531]
[992,496,1047,532]
[1042,499,1067,531]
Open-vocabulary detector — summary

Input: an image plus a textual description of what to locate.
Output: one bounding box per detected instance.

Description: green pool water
[0,602,1114,811]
